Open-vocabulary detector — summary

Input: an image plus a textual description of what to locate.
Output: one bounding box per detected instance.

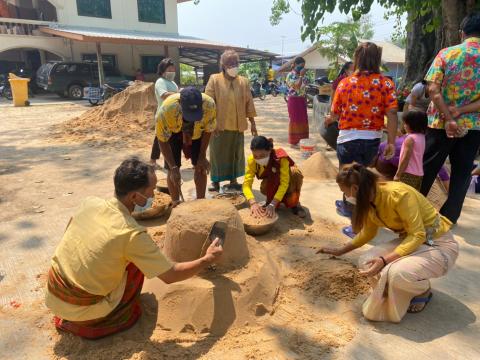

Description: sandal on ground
[407,291,433,313]
[342,225,356,239]
[208,182,220,192]
[292,205,306,218]
[336,200,353,218]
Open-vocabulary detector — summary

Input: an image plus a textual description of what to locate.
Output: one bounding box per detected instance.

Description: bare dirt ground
[0,97,479,360]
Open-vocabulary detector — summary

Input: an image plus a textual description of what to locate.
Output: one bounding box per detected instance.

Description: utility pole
[281,36,286,64]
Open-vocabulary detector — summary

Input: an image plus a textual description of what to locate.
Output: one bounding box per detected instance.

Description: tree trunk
[441,0,468,46]
[402,10,438,85]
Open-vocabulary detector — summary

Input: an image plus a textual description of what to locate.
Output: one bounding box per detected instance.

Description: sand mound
[50,81,156,147]
[162,199,249,268]
[300,151,338,180]
[288,257,372,301]
[143,237,281,336]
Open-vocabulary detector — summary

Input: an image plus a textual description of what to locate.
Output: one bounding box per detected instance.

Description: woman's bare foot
[407,289,432,313]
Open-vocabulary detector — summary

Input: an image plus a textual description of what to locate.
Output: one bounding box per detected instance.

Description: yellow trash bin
[8,73,30,107]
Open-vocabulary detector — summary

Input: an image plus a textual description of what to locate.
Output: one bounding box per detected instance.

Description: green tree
[238,60,269,81]
[315,16,374,79]
[270,0,480,84]
[180,63,199,85]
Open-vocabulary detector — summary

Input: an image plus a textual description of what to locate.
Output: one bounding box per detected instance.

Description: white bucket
[299,138,316,158]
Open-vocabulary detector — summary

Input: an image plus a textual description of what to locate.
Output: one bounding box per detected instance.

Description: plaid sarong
[52,263,144,339]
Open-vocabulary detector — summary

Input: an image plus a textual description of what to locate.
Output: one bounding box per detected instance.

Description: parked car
[36,61,127,100]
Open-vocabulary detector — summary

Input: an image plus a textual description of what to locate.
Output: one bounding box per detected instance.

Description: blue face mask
[295,65,304,72]
[134,193,154,213]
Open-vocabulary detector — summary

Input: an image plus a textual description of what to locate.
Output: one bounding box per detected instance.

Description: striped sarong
[51,263,144,339]
[210,130,245,182]
[287,96,309,145]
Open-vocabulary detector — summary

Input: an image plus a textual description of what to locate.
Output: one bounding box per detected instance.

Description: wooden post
[194,67,199,85]
[164,45,169,57]
[95,42,105,87]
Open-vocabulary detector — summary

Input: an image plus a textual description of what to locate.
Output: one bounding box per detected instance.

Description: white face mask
[345,196,356,205]
[134,196,154,213]
[164,71,175,81]
[226,67,239,78]
[255,156,270,167]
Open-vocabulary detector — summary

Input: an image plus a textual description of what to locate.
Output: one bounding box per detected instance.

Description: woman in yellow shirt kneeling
[243,136,305,218]
[319,164,458,323]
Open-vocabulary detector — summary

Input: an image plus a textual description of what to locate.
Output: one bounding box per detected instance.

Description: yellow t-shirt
[45,197,172,321]
[352,182,452,256]
[242,153,290,203]
[267,68,275,81]
[156,92,216,142]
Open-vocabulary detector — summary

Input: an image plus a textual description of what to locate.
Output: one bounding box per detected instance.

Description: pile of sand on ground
[300,151,338,180]
[288,257,372,301]
[161,199,249,269]
[50,81,156,147]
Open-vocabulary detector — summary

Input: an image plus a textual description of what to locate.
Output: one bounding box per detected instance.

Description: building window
[137,0,166,24]
[82,54,118,76]
[141,55,164,74]
[82,54,117,69]
[76,0,112,19]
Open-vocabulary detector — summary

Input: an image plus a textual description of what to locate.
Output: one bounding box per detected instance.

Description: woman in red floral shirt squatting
[325,42,399,238]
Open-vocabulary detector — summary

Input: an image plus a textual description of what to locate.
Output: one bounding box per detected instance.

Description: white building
[0,0,274,82]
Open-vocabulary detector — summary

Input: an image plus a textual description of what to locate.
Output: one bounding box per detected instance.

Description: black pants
[150,136,160,160]
[421,128,480,224]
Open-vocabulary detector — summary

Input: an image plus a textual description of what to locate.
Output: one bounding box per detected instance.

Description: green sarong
[210,130,245,182]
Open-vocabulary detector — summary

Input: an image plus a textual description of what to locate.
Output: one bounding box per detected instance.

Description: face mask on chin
[164,71,176,81]
[345,195,356,205]
[255,156,270,167]
[226,67,239,77]
[134,196,154,213]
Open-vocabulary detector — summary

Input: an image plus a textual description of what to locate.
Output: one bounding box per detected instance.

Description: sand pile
[50,81,156,147]
[289,257,372,301]
[143,238,281,336]
[161,199,249,268]
[239,208,277,225]
[300,151,338,180]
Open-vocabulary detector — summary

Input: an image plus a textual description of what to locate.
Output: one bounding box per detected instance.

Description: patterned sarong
[399,173,423,191]
[50,263,144,339]
[287,96,309,145]
[210,130,245,182]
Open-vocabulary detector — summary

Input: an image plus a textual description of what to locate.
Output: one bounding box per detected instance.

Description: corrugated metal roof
[42,24,276,55]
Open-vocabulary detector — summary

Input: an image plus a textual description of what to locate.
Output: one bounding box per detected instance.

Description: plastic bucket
[299,138,316,158]
[8,74,30,107]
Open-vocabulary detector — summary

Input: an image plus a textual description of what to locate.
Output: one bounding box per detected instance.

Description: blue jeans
[337,139,381,166]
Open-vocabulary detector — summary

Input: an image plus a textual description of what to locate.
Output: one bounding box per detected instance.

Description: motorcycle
[0,74,13,100]
[83,81,131,105]
[263,81,280,97]
[250,79,266,100]
[305,76,331,108]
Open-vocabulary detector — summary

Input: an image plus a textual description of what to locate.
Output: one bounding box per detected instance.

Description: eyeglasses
[224,63,239,69]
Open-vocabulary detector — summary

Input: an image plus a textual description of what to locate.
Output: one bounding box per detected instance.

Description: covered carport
[39,24,277,86]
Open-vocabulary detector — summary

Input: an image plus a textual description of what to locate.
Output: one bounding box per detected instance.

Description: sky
[177,0,401,56]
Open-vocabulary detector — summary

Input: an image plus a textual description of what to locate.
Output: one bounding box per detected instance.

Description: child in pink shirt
[394,110,428,191]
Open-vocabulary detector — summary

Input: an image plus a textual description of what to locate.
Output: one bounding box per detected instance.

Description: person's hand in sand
[265,202,277,218]
[317,246,348,256]
[359,258,385,277]
[250,201,266,218]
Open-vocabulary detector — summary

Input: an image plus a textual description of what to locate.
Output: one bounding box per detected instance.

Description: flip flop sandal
[336,200,353,218]
[208,183,220,192]
[407,292,433,313]
[342,225,356,239]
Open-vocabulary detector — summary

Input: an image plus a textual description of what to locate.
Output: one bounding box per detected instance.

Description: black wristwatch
[379,256,387,267]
